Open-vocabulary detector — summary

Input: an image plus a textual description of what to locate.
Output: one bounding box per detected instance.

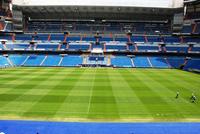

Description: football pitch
[0,67,200,122]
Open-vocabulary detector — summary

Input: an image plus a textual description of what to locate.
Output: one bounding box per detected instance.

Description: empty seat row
[0,55,199,70]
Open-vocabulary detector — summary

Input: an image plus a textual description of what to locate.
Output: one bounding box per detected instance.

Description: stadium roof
[13,0,183,8]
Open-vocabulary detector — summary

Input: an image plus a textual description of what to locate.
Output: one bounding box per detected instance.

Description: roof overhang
[12,5,183,21]
[14,5,182,15]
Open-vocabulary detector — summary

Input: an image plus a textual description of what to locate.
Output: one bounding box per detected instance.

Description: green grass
[0,67,200,122]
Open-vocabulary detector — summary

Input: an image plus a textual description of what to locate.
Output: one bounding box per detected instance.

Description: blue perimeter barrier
[0,120,200,134]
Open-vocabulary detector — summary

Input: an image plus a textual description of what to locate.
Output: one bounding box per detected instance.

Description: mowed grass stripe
[144,69,200,118]
[55,69,93,118]
[118,69,159,118]
[88,69,120,119]
[0,68,65,116]
[172,70,200,89]
[0,68,49,86]
[143,69,200,118]
[22,68,83,118]
[0,68,56,108]
[126,69,184,119]
[146,69,200,98]
[111,69,151,118]
[138,69,190,118]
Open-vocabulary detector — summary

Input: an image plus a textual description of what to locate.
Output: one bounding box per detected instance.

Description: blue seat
[166,46,188,52]
[133,57,150,67]
[42,55,61,66]
[111,56,132,67]
[115,38,128,42]
[0,43,4,49]
[68,44,90,50]
[192,47,200,51]
[138,45,158,51]
[60,55,83,66]
[149,57,169,68]
[167,57,185,68]
[106,45,127,51]
[0,56,10,67]
[9,55,27,66]
[131,36,145,42]
[37,44,59,50]
[184,59,200,70]
[24,55,45,66]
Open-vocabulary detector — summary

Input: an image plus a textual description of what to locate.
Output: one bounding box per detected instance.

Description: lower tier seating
[60,55,83,67]
[167,58,185,68]
[0,56,10,67]
[41,55,61,66]
[0,54,199,70]
[9,55,27,66]
[111,56,133,67]
[184,59,200,70]
[149,57,169,68]
[133,57,151,67]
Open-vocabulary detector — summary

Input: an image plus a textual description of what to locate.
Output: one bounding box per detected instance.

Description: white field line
[87,69,96,114]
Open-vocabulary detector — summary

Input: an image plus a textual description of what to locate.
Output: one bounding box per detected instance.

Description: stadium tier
[0,32,199,71]
[0,54,199,71]
[1,34,200,43]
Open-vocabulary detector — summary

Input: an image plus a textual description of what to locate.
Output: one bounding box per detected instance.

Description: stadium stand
[133,57,151,68]
[60,55,83,67]
[184,58,200,70]
[149,57,169,68]
[111,56,133,67]
[41,55,61,66]
[9,54,27,66]
[167,57,185,68]
[0,55,9,66]
[36,44,59,51]
[0,54,198,70]
[23,55,45,66]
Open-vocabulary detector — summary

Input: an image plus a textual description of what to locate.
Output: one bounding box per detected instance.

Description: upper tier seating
[0,43,4,50]
[6,44,30,50]
[26,21,171,34]
[196,23,200,34]
[191,46,200,52]
[166,46,188,52]
[1,33,200,44]
[106,43,127,51]
[0,41,200,54]
[137,45,158,52]
[182,25,192,33]
[68,43,90,51]
[36,44,59,50]
[131,36,145,42]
